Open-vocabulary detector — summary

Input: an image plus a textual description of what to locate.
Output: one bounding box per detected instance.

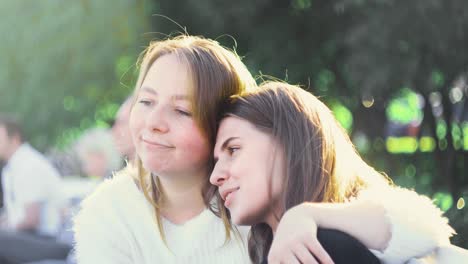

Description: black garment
[261,228,380,264]
[0,230,71,264]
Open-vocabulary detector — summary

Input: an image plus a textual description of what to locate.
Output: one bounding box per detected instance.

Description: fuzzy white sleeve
[73,179,133,264]
[357,187,455,264]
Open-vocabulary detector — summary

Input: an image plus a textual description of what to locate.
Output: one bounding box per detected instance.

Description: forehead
[217,116,249,138]
[216,116,266,146]
[140,54,194,97]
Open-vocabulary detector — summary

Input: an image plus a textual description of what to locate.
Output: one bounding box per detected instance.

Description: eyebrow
[140,86,190,101]
[173,94,190,101]
[141,86,157,95]
[213,137,239,161]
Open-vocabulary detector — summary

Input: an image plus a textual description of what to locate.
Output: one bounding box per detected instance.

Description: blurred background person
[30,127,124,264]
[74,127,121,180]
[0,114,70,264]
[111,96,135,164]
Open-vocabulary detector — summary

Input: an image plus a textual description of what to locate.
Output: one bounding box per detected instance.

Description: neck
[266,217,279,236]
[125,150,136,162]
[265,205,284,236]
[155,169,208,224]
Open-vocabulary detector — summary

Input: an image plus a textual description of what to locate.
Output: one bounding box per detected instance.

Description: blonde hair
[129,35,256,244]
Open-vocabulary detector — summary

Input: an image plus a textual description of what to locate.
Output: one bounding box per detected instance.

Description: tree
[0,0,150,150]
[340,0,468,197]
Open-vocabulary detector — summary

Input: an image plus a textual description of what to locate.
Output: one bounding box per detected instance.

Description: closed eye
[175,109,192,117]
[138,99,152,106]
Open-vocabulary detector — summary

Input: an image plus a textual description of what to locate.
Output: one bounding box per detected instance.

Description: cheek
[240,168,271,208]
[232,185,271,225]
[243,157,283,213]
[177,124,211,159]
[243,189,268,212]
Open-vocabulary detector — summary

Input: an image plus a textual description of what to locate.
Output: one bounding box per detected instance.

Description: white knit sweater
[73,173,250,264]
[74,173,456,264]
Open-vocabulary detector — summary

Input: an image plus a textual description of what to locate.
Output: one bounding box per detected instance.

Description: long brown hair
[222,81,390,263]
[129,35,256,243]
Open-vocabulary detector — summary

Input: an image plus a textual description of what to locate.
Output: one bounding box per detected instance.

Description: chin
[231,215,251,226]
[230,209,260,226]
[141,157,171,173]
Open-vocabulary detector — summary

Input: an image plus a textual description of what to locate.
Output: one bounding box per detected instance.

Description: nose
[146,106,169,133]
[210,162,229,187]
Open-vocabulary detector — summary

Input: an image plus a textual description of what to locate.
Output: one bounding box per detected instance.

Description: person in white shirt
[0,114,70,264]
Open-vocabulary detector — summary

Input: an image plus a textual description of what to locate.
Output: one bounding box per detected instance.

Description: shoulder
[358,186,454,240]
[79,170,138,213]
[75,167,140,229]
[73,171,142,252]
[10,144,60,180]
[359,186,455,262]
[357,186,449,230]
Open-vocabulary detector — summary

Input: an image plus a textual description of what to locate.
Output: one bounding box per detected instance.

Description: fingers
[282,256,301,264]
[305,239,334,264]
[292,244,318,264]
[270,244,324,264]
[269,253,302,264]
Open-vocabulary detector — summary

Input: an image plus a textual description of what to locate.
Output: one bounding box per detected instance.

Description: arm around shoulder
[287,185,455,263]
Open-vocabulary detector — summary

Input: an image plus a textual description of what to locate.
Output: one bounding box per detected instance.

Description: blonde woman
[74,35,256,263]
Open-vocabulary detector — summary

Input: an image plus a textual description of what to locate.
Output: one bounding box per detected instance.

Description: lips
[220,187,240,201]
[141,137,173,148]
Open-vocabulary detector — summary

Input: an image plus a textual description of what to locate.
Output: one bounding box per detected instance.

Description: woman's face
[210,116,286,226]
[129,54,211,178]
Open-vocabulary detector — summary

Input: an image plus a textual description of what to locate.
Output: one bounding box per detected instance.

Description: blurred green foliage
[386,89,423,124]
[0,0,151,150]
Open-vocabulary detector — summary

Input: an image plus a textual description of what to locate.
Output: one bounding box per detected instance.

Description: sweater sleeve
[73,179,133,264]
[357,187,455,264]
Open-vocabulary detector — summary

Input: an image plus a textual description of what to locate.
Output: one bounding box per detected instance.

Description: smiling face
[129,54,211,178]
[210,116,286,226]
